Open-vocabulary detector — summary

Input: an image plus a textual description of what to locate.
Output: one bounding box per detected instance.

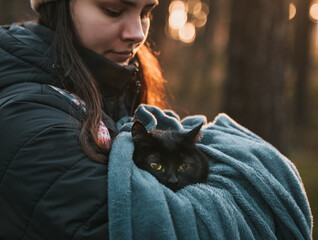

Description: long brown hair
[36,0,167,163]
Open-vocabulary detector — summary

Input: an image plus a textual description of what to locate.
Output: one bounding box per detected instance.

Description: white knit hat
[30,0,57,12]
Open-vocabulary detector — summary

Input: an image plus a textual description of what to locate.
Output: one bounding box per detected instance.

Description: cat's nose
[167,175,179,184]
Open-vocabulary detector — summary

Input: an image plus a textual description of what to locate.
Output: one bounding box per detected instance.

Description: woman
[0,1,313,239]
[0,0,165,239]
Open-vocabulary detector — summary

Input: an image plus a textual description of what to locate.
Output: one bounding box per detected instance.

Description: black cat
[132,120,209,192]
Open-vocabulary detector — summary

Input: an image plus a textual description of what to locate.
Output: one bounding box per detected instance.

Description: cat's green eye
[178,163,190,171]
[150,162,162,171]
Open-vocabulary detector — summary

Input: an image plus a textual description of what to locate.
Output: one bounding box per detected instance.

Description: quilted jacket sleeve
[0,83,109,240]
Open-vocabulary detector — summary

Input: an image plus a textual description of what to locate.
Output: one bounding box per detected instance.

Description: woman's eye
[103,8,122,17]
[150,163,163,171]
[178,163,190,171]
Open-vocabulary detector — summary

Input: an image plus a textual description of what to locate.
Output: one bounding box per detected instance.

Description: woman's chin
[106,57,129,66]
[116,61,129,66]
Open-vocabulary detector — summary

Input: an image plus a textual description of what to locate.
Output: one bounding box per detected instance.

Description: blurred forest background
[0,0,317,238]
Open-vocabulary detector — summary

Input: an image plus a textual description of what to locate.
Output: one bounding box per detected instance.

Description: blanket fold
[108,104,312,240]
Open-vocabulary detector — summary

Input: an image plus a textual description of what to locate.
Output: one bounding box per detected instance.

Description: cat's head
[132,120,209,191]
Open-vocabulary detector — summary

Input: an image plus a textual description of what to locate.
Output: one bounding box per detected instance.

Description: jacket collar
[79,47,139,97]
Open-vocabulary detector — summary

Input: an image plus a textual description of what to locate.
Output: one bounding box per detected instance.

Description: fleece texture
[108,104,312,240]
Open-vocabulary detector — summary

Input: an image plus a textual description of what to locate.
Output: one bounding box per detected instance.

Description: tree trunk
[0,0,35,25]
[178,0,216,102]
[224,0,289,151]
[148,0,171,49]
[294,0,311,126]
[0,0,11,24]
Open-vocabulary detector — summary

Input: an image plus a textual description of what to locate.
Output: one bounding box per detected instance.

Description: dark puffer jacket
[0,22,139,239]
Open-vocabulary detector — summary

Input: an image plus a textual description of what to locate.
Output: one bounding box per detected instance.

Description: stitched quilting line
[0,28,53,77]
[71,202,107,239]
[0,124,57,183]
[5,24,51,55]
[20,126,87,240]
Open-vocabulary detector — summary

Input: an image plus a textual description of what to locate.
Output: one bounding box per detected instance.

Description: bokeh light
[310,2,318,22]
[193,11,208,28]
[166,25,180,40]
[179,23,196,43]
[169,0,187,13]
[200,2,210,15]
[168,0,209,44]
[169,9,188,30]
[289,3,296,20]
[192,2,202,16]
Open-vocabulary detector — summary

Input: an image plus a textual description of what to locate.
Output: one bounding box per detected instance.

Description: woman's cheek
[142,19,151,37]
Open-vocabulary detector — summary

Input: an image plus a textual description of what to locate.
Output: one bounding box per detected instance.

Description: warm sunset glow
[179,23,196,43]
[289,3,296,20]
[169,0,186,13]
[310,2,318,22]
[311,24,318,61]
[169,9,188,30]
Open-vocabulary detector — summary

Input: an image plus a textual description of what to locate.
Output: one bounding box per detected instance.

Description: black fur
[132,120,209,191]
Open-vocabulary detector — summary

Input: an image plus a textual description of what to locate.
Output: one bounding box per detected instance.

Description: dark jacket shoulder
[0,23,109,240]
[0,82,109,240]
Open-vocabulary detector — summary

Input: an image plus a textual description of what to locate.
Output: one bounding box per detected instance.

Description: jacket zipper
[130,69,141,115]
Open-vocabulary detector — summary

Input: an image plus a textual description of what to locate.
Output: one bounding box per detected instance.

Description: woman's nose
[121,17,146,44]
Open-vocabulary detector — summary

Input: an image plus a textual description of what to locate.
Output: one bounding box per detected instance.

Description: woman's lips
[108,51,133,63]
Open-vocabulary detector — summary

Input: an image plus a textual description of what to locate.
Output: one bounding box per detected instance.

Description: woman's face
[70,0,158,66]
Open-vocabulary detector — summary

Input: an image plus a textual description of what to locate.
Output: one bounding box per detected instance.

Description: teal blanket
[108,105,312,240]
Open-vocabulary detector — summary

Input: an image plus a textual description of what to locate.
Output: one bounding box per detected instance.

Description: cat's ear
[184,123,203,144]
[132,120,149,138]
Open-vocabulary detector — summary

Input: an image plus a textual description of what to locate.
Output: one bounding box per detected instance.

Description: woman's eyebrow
[120,0,159,8]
